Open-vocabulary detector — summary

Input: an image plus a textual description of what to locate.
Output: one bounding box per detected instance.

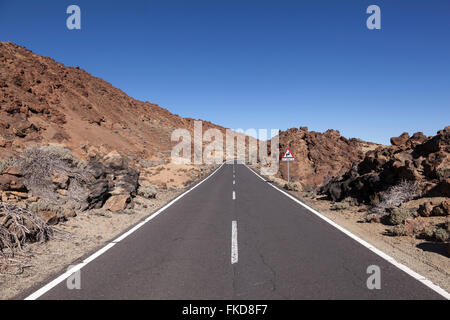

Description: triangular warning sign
[282,147,294,159]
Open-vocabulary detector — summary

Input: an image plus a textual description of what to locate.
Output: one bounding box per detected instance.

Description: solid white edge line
[244,164,450,300]
[231,220,238,264]
[24,162,226,301]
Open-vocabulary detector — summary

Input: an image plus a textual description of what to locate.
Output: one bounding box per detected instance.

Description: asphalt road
[28,163,445,300]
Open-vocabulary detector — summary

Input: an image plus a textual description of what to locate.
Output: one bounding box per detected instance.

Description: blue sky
[1,0,449,144]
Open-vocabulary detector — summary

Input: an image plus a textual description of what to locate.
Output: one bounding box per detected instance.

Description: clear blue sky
[1,0,449,144]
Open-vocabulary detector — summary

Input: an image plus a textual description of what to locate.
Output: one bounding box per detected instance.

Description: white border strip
[245,165,450,300]
[25,163,226,300]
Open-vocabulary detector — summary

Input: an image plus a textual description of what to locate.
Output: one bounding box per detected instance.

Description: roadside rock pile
[418,200,450,217]
[278,127,375,189]
[93,151,139,212]
[0,146,140,219]
[321,126,450,204]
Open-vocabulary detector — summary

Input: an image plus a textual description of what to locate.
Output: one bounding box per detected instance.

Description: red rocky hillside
[0,42,235,161]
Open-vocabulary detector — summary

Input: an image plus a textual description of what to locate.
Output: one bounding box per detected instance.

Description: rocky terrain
[321,127,449,204]
[318,127,449,251]
[277,126,378,190]
[0,41,251,162]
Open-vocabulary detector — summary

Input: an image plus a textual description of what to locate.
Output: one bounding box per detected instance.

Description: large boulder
[418,202,434,217]
[36,210,59,225]
[85,179,111,210]
[390,132,410,147]
[103,194,133,212]
[80,152,139,211]
[103,151,125,170]
[431,201,450,216]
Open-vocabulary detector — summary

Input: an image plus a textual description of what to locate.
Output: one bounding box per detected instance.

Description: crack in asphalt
[258,251,289,299]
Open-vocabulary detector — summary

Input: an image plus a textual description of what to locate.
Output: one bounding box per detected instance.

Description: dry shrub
[434,228,449,242]
[370,180,419,216]
[137,185,158,199]
[28,202,64,214]
[15,145,91,203]
[283,182,302,192]
[387,207,413,226]
[387,225,407,237]
[0,157,16,173]
[0,202,53,257]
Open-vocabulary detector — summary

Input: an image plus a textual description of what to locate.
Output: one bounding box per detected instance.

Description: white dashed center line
[231,221,238,264]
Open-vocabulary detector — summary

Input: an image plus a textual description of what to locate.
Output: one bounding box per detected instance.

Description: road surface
[26,163,446,300]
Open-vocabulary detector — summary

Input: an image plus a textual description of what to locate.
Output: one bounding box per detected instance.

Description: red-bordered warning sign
[282,147,295,161]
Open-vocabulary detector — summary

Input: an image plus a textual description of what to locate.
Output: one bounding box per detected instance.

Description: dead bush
[370,180,419,216]
[0,202,53,257]
[15,145,91,203]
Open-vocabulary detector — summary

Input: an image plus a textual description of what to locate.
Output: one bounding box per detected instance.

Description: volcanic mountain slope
[276,127,379,189]
[0,41,244,161]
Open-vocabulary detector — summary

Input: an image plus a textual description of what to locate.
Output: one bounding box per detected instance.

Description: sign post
[281,147,295,183]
